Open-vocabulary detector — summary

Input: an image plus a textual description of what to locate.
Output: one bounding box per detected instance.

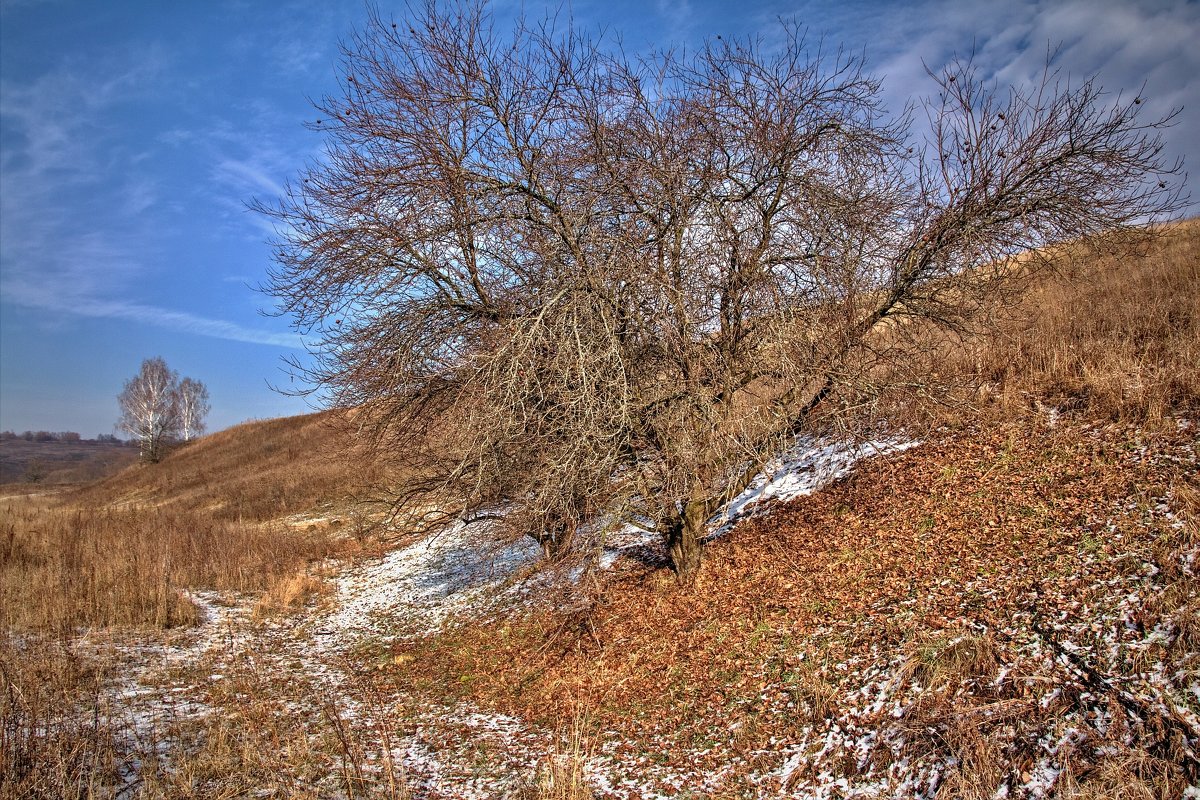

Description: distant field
[0,438,138,486]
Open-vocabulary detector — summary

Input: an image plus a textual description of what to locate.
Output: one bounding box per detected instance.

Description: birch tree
[261,1,1186,580]
[117,357,181,463]
[177,377,211,441]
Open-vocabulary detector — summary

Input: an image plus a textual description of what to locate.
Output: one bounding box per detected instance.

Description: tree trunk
[667,499,707,584]
[534,519,576,561]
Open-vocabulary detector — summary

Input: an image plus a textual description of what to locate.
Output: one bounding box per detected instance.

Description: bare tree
[261,2,1186,581]
[117,357,181,463]
[177,377,211,441]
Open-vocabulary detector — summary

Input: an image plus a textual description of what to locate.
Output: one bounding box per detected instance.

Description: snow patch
[320,523,543,642]
[718,435,918,528]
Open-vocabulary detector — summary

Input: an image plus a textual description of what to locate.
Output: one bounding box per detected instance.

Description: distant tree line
[0,431,130,444]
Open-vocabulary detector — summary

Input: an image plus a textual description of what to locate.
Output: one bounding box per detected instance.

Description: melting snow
[718,435,918,528]
[598,433,919,568]
[319,523,542,642]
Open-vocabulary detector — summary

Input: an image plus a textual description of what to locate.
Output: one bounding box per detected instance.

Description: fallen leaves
[390,415,1199,796]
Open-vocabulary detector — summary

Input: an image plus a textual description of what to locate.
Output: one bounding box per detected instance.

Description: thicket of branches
[261,1,1185,580]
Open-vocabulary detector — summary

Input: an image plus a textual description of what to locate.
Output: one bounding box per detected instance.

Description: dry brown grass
[929,716,1008,800]
[0,494,340,634]
[1,635,415,799]
[251,567,335,620]
[896,631,1000,693]
[0,409,390,636]
[968,220,1200,423]
[0,640,125,799]
[393,418,1197,795]
[0,638,417,800]
[1055,750,1181,799]
[0,409,410,797]
[158,651,413,800]
[75,410,383,523]
[524,712,596,800]
[867,219,1200,429]
[887,632,1009,799]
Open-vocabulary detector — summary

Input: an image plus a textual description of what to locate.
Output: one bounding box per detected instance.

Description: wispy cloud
[1,54,161,288]
[786,0,1196,205]
[656,0,698,43]
[158,94,321,243]
[226,0,343,79]
[70,299,303,349]
[212,155,288,200]
[6,279,304,348]
[0,49,306,349]
[0,228,304,349]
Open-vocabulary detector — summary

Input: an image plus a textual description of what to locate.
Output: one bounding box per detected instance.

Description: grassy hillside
[2,220,1197,799]
[406,418,1197,796]
[966,219,1199,423]
[0,411,386,635]
[75,409,384,522]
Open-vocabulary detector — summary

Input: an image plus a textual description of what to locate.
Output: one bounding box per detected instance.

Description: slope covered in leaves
[394,417,1198,797]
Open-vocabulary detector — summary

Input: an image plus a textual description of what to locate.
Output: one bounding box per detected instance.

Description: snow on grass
[598,432,919,568]
[77,424,1200,798]
[70,430,920,797]
[317,522,544,644]
[718,434,919,529]
[82,590,252,727]
[58,590,259,791]
[759,459,1200,799]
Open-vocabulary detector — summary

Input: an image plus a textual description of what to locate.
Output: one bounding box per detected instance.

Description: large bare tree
[261,2,1186,580]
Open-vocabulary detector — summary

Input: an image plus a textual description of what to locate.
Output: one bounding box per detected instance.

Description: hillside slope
[3,220,1197,799]
[405,417,1197,797]
[75,410,382,522]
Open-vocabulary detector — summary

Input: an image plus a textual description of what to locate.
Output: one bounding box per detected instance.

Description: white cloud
[656,0,698,42]
[1,237,304,349]
[793,0,1197,207]
[70,300,304,349]
[213,156,288,202]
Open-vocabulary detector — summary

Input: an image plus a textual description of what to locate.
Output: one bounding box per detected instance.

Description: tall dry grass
[1,637,416,800]
[0,495,339,634]
[0,640,126,799]
[975,220,1200,422]
[526,712,596,800]
[0,410,390,791]
[0,410,395,797]
[869,219,1200,427]
[0,410,391,635]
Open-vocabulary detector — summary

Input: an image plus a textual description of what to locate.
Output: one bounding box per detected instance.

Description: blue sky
[1,0,1196,437]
